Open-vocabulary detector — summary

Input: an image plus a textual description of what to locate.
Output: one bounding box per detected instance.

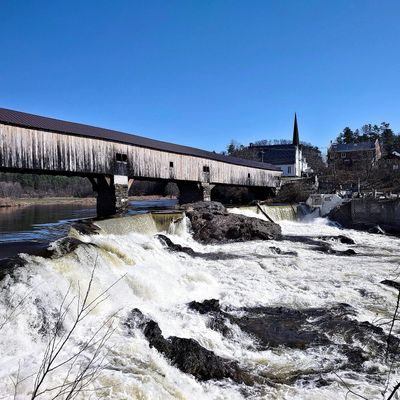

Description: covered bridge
[0,108,281,215]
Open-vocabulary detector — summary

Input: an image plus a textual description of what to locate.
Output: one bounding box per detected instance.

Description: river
[0,202,399,399]
[0,199,177,259]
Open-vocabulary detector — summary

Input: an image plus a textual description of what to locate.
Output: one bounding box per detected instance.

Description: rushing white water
[0,211,399,399]
[227,204,298,222]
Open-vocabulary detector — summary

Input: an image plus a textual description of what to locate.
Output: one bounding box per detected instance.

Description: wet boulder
[182,201,281,244]
[70,220,100,236]
[156,234,196,256]
[124,308,248,383]
[231,306,330,349]
[47,237,87,258]
[0,256,27,282]
[381,280,400,291]
[188,299,231,336]
[188,299,221,314]
[319,235,355,245]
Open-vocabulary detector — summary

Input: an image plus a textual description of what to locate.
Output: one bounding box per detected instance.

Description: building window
[288,166,292,174]
[248,173,251,178]
[203,166,210,173]
[116,153,127,163]
[341,153,346,158]
[169,161,174,168]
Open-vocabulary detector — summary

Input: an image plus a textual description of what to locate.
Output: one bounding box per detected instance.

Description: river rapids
[0,209,399,399]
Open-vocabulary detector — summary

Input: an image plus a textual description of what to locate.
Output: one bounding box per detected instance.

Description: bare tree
[4,255,126,399]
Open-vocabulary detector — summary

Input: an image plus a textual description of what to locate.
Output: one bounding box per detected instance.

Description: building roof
[257,146,297,165]
[330,141,375,152]
[292,113,299,146]
[0,107,280,171]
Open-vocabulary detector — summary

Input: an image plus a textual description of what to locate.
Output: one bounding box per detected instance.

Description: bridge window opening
[116,153,127,163]
[169,161,174,168]
[203,166,210,173]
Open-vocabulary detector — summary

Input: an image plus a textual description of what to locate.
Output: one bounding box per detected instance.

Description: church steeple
[292,113,300,146]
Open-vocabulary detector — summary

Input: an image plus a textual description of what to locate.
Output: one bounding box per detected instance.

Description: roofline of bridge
[0,107,281,172]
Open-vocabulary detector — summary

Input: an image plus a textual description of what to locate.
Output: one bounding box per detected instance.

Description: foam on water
[0,211,399,399]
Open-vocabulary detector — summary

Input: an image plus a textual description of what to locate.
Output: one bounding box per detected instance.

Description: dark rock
[338,235,356,244]
[0,256,26,282]
[314,377,331,387]
[188,299,231,336]
[183,300,400,380]
[124,309,248,383]
[314,242,356,256]
[182,201,281,244]
[71,220,100,236]
[232,306,330,349]
[298,237,356,256]
[381,280,400,291]
[182,201,226,215]
[166,337,244,382]
[269,246,282,254]
[48,237,86,259]
[319,235,355,245]
[156,234,245,260]
[188,299,232,336]
[188,299,221,314]
[340,249,357,256]
[156,234,196,256]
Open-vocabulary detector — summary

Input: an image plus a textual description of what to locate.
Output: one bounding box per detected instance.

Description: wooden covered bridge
[0,108,282,216]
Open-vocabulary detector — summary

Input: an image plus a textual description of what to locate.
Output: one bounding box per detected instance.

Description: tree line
[336,122,400,153]
[0,173,94,198]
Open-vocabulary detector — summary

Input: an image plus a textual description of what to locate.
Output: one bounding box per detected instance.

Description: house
[379,150,400,171]
[328,140,381,171]
[249,114,311,177]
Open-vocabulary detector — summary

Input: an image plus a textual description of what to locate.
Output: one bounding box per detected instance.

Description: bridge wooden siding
[0,123,281,187]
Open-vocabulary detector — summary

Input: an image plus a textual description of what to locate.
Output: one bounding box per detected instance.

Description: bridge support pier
[177,182,215,204]
[89,175,132,217]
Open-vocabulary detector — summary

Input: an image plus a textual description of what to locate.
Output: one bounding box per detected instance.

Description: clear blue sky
[1,0,400,154]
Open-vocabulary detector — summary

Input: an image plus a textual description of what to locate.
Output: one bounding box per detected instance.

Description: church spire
[293,112,300,146]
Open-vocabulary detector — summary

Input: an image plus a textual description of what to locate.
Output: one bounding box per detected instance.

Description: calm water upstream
[0,199,177,259]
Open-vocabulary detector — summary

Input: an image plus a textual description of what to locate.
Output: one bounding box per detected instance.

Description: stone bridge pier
[177,182,215,204]
[89,175,133,217]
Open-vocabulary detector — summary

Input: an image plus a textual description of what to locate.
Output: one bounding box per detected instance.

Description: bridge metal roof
[0,108,280,172]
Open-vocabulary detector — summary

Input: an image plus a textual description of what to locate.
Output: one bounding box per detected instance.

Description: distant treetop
[334,122,399,153]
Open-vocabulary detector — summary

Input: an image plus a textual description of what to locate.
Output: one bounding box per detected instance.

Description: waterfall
[260,204,298,221]
[94,211,186,235]
[227,204,298,222]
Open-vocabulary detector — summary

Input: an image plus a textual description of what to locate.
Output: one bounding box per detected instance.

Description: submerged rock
[156,234,247,261]
[124,308,248,383]
[188,299,221,314]
[188,299,231,336]
[182,201,281,244]
[285,235,356,256]
[381,280,400,291]
[156,234,196,256]
[70,220,100,236]
[319,235,355,245]
[47,237,87,259]
[188,299,398,372]
[0,256,26,282]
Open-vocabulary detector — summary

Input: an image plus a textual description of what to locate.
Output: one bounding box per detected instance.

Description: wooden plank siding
[0,123,281,187]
